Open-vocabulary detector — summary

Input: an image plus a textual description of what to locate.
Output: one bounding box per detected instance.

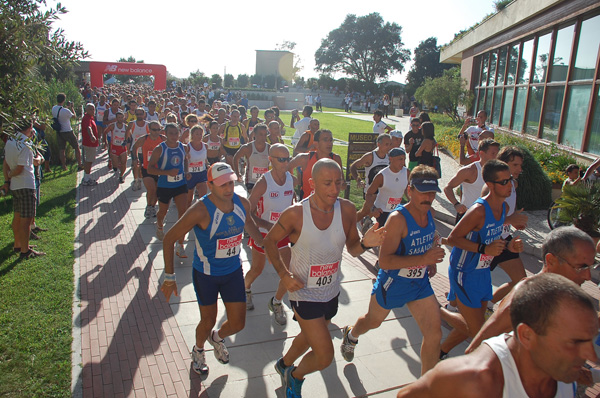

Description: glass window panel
[489,51,498,86]
[526,86,545,136]
[541,86,565,141]
[481,55,489,87]
[572,15,600,81]
[477,88,485,113]
[561,85,592,149]
[485,89,493,114]
[507,44,519,85]
[533,32,552,83]
[492,88,503,125]
[512,87,528,132]
[518,39,533,84]
[550,24,575,82]
[501,88,514,127]
[588,87,600,155]
[497,47,507,85]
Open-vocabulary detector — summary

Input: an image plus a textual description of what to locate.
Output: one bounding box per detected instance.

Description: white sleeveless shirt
[461,161,484,209]
[111,123,127,146]
[289,199,346,302]
[131,121,149,146]
[364,150,389,194]
[247,141,270,184]
[501,180,517,238]
[188,142,207,173]
[484,334,575,398]
[374,166,409,213]
[258,171,294,233]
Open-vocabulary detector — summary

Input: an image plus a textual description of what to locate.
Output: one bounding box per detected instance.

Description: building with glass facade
[440,0,600,157]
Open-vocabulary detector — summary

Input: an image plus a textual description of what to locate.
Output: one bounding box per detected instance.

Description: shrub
[515,146,552,210]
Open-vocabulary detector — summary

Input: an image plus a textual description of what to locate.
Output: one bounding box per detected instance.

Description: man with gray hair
[464,225,596,353]
[398,272,597,397]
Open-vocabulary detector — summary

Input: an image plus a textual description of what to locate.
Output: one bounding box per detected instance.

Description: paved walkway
[72,132,600,397]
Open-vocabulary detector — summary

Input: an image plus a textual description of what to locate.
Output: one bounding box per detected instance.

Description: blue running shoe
[274,357,289,386]
[284,366,304,398]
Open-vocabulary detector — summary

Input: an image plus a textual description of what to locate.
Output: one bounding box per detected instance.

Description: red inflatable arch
[89,61,167,91]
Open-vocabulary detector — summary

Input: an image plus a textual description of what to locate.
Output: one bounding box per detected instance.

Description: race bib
[113,137,124,146]
[502,223,511,235]
[215,233,243,258]
[189,160,205,173]
[476,254,494,269]
[167,173,183,182]
[307,261,339,288]
[387,197,402,211]
[269,211,281,222]
[249,126,254,134]
[208,143,220,151]
[228,137,240,147]
[398,266,427,279]
[96,110,105,121]
[252,166,268,181]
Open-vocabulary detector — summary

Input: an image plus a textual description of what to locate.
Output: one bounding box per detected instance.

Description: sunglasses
[274,157,291,163]
[490,176,514,185]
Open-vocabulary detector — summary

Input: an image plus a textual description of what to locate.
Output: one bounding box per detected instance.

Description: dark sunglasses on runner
[491,176,514,186]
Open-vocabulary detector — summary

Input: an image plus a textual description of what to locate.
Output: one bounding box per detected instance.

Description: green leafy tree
[211,74,223,88]
[237,74,250,88]
[315,13,410,84]
[0,0,88,132]
[188,70,209,86]
[224,74,234,88]
[415,67,473,122]
[250,74,262,86]
[405,37,453,96]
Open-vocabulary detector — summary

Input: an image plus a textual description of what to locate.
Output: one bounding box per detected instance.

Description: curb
[71,171,83,398]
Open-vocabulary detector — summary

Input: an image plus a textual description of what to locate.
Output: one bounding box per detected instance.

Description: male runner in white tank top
[232,123,269,192]
[245,144,297,323]
[397,273,595,398]
[264,158,385,398]
[127,109,149,191]
[444,139,500,224]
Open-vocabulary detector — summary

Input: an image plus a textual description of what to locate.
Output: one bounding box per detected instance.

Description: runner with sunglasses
[245,144,297,319]
[439,159,524,359]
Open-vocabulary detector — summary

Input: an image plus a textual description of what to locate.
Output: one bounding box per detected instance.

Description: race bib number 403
[307,261,340,288]
[215,233,243,258]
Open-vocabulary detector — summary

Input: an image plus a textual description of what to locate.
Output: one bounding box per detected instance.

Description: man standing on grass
[290,106,313,147]
[264,158,385,398]
[80,104,99,186]
[52,93,83,171]
[3,117,46,259]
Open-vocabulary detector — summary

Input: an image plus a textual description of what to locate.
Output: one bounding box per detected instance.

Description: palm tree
[554,181,600,238]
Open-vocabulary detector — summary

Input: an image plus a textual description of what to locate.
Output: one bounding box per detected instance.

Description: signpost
[344,132,378,199]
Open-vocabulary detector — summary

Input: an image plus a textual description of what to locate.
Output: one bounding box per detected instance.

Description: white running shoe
[191,346,209,375]
[268,297,287,325]
[207,331,229,364]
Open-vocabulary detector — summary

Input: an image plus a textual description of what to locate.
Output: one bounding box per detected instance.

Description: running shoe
[207,331,229,364]
[151,206,157,218]
[118,176,124,184]
[340,325,357,362]
[274,357,290,386]
[144,206,152,219]
[175,243,187,258]
[284,366,304,398]
[191,346,209,375]
[136,179,143,191]
[268,297,287,325]
[156,226,165,241]
[245,290,254,311]
[131,180,139,191]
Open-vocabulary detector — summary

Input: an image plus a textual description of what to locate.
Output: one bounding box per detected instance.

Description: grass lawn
[0,164,77,397]
[276,109,396,208]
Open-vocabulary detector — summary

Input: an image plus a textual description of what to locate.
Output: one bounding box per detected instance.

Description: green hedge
[515,146,553,210]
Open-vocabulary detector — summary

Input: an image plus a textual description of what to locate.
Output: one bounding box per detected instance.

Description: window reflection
[533,32,552,83]
[526,86,544,135]
[561,85,592,149]
[550,25,575,81]
[512,87,527,132]
[518,39,533,84]
[588,87,600,155]
[572,15,600,80]
[507,44,519,85]
[502,88,514,127]
[542,86,565,141]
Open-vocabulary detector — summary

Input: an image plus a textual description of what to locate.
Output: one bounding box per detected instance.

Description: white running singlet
[364,150,389,194]
[289,199,346,302]
[484,334,575,398]
[247,141,270,185]
[188,142,207,173]
[373,166,409,212]
[257,171,294,233]
[460,161,484,209]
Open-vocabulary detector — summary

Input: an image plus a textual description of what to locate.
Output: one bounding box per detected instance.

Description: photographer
[457,110,493,166]
[52,93,83,171]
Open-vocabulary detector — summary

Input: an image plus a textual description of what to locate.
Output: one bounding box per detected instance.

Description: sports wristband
[477,243,487,254]
[360,240,371,251]
[164,273,176,282]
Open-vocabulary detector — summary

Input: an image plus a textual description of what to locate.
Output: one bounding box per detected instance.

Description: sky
[54,0,496,84]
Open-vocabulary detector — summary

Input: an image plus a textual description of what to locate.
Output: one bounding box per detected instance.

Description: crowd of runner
[4,83,600,397]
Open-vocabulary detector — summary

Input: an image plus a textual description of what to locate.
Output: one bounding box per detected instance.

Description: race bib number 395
[215,233,243,258]
[307,261,340,288]
[476,254,494,269]
[398,265,427,279]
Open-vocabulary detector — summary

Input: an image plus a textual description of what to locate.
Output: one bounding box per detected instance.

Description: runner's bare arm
[232,144,249,179]
[443,166,475,213]
[247,176,272,230]
[264,205,304,292]
[447,204,504,256]
[240,196,263,247]
[349,152,373,183]
[161,202,209,302]
[357,173,383,220]
[341,199,385,256]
